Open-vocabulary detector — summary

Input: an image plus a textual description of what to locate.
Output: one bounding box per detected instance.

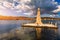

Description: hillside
[0,15,34,20]
[0,15,60,20]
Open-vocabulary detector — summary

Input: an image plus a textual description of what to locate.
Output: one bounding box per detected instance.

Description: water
[0,20,36,40]
[0,20,34,34]
[0,20,59,40]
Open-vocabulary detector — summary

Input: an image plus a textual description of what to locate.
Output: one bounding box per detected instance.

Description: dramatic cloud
[20,0,31,3]
[3,1,13,8]
[52,5,60,13]
[0,5,6,9]
[0,0,59,17]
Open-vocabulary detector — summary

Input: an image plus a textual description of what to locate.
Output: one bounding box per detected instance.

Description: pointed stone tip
[38,8,40,11]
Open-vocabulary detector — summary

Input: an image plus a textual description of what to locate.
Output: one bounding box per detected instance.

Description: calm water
[0,20,60,40]
[0,20,34,33]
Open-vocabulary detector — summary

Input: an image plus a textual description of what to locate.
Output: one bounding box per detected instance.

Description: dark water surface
[0,20,59,40]
[0,20,34,33]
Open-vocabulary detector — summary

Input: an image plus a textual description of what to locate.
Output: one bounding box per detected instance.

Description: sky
[0,0,60,17]
[55,0,60,4]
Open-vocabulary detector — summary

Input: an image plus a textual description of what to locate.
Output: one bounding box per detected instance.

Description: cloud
[57,5,60,8]
[0,5,6,9]
[0,2,6,9]
[20,0,31,3]
[3,1,13,8]
[24,10,34,16]
[53,2,58,5]
[52,5,60,13]
[52,0,55,1]
[0,0,59,17]
[0,0,30,16]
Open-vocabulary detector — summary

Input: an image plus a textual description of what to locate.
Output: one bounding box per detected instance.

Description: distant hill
[0,15,60,20]
[0,15,34,20]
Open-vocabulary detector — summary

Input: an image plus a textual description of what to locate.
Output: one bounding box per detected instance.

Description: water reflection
[40,28,57,40]
[0,20,33,33]
[0,20,59,40]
